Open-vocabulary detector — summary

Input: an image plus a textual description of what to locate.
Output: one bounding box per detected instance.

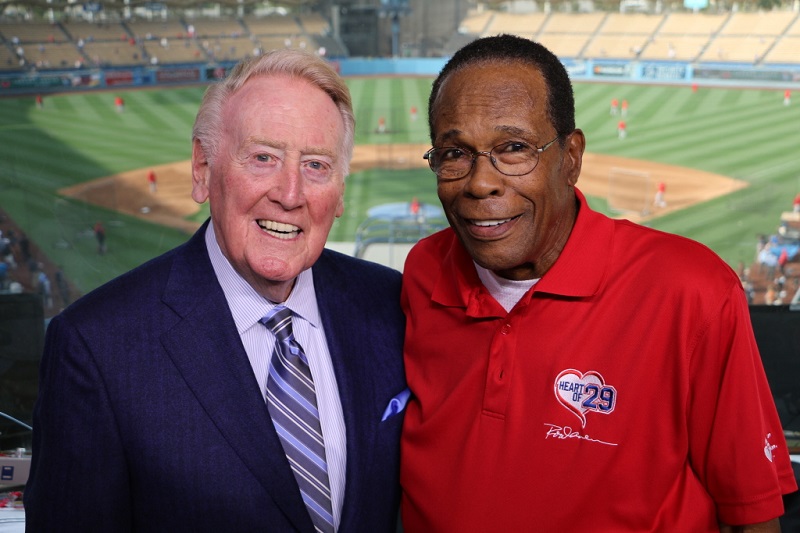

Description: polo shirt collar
[535,187,613,298]
[431,187,613,314]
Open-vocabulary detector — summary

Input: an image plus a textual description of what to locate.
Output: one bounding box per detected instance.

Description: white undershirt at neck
[475,262,539,313]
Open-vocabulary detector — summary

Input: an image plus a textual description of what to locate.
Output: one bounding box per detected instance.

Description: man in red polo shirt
[400,34,796,532]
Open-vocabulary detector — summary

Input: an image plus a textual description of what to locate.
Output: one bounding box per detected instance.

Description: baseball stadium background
[0,0,799,511]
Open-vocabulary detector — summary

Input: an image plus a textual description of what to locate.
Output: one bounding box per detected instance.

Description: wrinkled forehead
[431,61,551,131]
[434,60,548,112]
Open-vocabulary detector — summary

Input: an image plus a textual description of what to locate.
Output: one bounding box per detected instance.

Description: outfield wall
[2,57,800,96]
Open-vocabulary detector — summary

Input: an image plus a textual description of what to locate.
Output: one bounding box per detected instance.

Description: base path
[59,144,746,232]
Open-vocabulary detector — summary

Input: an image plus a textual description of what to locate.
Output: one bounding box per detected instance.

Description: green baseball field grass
[0,78,798,295]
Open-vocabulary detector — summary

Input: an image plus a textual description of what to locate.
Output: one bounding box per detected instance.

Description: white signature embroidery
[544,423,618,447]
[764,433,778,462]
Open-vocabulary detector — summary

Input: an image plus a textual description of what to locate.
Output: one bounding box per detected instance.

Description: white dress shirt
[205,222,347,529]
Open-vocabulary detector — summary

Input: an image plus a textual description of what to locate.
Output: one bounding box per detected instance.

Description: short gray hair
[192,49,355,175]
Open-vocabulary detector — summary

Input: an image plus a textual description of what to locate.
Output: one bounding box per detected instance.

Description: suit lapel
[160,225,313,532]
[312,252,378,526]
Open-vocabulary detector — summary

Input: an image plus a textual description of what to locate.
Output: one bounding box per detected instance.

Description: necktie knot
[260,305,294,343]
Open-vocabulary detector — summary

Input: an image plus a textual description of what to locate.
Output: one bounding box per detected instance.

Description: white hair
[192,48,355,176]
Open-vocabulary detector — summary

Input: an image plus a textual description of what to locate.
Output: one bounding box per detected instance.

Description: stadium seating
[62,21,127,42]
[658,12,729,35]
[538,34,591,58]
[126,19,187,41]
[699,35,773,63]
[2,9,799,70]
[244,14,302,36]
[720,11,795,37]
[0,41,20,70]
[639,35,708,61]
[196,36,260,63]
[486,12,548,35]
[186,18,247,38]
[453,8,800,65]
[458,11,494,35]
[0,22,65,43]
[297,13,330,35]
[763,36,800,64]
[15,42,84,69]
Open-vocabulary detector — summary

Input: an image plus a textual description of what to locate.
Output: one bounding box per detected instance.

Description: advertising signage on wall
[592,63,631,77]
[0,76,67,90]
[563,60,588,78]
[155,68,200,83]
[205,66,230,80]
[641,64,687,80]
[105,70,134,86]
[694,67,800,82]
[70,73,101,87]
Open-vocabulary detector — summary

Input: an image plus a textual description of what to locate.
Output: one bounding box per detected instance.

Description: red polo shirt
[400,189,796,531]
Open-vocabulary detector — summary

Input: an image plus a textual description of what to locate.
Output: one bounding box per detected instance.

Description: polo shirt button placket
[483,320,515,416]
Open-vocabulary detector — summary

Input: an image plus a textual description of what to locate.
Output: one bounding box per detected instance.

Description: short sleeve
[686,283,797,525]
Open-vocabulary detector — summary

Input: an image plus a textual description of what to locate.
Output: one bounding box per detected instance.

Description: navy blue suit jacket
[25,222,407,532]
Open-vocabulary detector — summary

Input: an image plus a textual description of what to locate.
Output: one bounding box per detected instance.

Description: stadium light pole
[380,0,410,58]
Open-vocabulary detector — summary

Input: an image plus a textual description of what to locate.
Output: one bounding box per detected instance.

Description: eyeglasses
[423,136,560,180]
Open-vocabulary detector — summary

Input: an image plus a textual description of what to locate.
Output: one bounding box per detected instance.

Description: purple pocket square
[381,388,411,421]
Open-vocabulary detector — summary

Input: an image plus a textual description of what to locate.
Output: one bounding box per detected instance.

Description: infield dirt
[59,143,746,233]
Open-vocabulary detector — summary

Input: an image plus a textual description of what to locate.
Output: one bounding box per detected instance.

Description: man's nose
[463,153,504,198]
[272,162,304,209]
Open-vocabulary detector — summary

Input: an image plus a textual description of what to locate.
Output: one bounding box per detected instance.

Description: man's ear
[563,129,586,187]
[191,138,211,204]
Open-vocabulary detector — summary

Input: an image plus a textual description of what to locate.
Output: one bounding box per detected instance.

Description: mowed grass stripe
[389,78,408,142]
[583,89,795,173]
[657,113,792,177]
[350,78,378,142]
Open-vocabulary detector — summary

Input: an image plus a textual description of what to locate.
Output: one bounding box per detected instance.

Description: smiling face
[191,74,345,302]
[431,60,585,280]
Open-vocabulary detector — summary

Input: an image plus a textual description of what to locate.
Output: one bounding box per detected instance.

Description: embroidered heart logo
[554,369,616,427]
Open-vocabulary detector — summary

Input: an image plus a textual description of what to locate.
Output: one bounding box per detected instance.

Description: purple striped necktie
[261,305,334,533]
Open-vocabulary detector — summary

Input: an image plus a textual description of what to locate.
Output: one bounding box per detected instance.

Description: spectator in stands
[778,248,789,276]
[0,231,15,270]
[765,284,776,305]
[37,269,52,310]
[758,244,779,285]
[400,34,796,532]
[25,48,406,532]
